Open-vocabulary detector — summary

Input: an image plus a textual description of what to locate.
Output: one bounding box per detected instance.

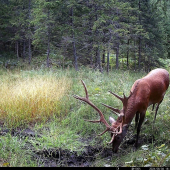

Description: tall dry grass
[0,70,71,128]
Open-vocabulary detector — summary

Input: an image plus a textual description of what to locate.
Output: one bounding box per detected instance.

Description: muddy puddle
[0,127,155,167]
[34,146,113,167]
[33,135,154,167]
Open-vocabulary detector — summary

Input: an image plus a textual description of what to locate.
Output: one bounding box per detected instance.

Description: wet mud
[33,134,155,167]
[35,146,113,167]
[0,127,155,167]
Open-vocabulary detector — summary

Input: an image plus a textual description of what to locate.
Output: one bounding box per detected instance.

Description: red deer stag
[73,68,169,153]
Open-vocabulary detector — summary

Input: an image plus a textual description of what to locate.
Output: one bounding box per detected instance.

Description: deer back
[123,68,169,123]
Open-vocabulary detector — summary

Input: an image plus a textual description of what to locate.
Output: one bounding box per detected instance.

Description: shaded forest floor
[0,67,170,167]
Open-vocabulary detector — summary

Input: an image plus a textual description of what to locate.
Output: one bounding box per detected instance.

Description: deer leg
[135,112,145,148]
[152,104,155,111]
[135,112,139,129]
[153,99,163,123]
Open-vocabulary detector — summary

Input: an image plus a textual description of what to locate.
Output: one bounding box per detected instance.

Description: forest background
[1,0,170,167]
[0,0,170,71]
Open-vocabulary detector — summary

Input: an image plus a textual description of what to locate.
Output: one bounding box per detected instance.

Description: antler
[108,90,132,106]
[73,80,122,143]
[101,103,121,116]
[109,91,125,103]
[101,91,123,116]
[108,122,123,144]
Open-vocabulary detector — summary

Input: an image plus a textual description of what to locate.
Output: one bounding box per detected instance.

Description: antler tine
[115,123,123,134]
[123,93,126,99]
[123,92,132,100]
[73,80,90,103]
[97,128,110,136]
[109,91,132,105]
[101,103,120,116]
[107,123,123,144]
[109,91,124,103]
[107,134,116,144]
[81,80,89,99]
[73,80,113,132]
[84,119,100,123]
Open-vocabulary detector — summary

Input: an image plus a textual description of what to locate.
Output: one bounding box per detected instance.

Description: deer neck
[123,94,137,125]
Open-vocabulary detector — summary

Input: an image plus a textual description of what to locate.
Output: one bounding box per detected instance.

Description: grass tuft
[0,70,71,128]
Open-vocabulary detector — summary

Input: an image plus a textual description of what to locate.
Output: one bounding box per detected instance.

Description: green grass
[0,133,38,167]
[0,67,170,167]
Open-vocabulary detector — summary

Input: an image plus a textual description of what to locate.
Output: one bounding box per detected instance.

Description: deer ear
[109,116,116,125]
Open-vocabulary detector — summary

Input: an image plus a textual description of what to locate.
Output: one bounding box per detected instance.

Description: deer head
[73,80,131,153]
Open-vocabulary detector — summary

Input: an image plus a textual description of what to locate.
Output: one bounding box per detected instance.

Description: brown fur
[111,68,169,152]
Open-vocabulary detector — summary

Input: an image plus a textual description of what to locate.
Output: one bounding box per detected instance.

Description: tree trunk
[138,37,141,70]
[96,46,102,72]
[28,38,32,65]
[70,7,78,71]
[116,43,119,69]
[47,35,50,68]
[145,44,150,72]
[16,41,19,60]
[72,39,78,71]
[46,6,50,68]
[134,40,136,70]
[107,29,112,73]
[107,46,110,74]
[138,0,142,70]
[90,55,93,68]
[23,40,26,61]
[28,0,32,65]
[102,49,105,64]
[127,39,130,69]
